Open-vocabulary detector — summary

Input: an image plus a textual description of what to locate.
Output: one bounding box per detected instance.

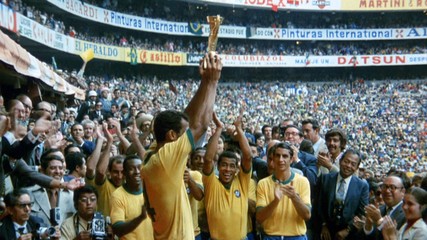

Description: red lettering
[396,56,405,63]
[338,57,346,64]
[373,56,381,64]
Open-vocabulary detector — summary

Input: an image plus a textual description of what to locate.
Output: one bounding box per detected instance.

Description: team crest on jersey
[234,190,241,198]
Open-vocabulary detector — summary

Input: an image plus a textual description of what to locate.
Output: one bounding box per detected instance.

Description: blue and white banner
[250,27,427,40]
[47,0,427,40]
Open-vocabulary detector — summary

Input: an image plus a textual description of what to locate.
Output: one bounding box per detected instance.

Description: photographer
[60,185,112,240]
[0,188,60,240]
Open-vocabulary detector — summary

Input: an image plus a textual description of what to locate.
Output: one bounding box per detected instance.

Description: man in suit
[68,123,95,156]
[363,174,407,239]
[0,188,60,240]
[25,149,75,227]
[317,149,369,240]
[88,101,109,122]
[283,125,318,193]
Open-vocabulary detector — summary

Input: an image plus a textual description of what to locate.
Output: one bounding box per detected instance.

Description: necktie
[17,227,25,235]
[49,189,58,208]
[336,179,346,202]
[386,206,393,216]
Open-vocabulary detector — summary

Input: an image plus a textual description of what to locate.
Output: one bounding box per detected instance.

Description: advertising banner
[187,0,340,11]
[186,53,427,67]
[342,0,427,11]
[73,39,126,61]
[250,27,427,40]
[180,0,427,11]
[0,3,17,32]
[18,15,70,51]
[125,49,186,66]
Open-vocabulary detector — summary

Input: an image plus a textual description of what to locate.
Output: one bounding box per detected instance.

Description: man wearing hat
[99,87,112,114]
[126,114,154,155]
[136,114,153,134]
[77,91,97,122]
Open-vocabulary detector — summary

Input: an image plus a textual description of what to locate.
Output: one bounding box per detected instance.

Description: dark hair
[367,179,380,193]
[217,151,239,166]
[421,176,427,191]
[4,188,32,207]
[64,144,82,156]
[153,110,188,143]
[123,155,142,172]
[283,125,304,138]
[254,132,264,142]
[41,148,63,170]
[108,155,125,171]
[270,142,294,158]
[190,147,206,161]
[73,185,98,208]
[406,187,427,206]
[71,123,83,131]
[261,125,271,134]
[272,125,280,134]
[339,148,362,167]
[325,128,347,150]
[66,152,86,173]
[300,139,314,155]
[302,119,320,130]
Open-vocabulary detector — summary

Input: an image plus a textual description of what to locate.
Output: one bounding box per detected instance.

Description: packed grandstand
[1,0,426,175]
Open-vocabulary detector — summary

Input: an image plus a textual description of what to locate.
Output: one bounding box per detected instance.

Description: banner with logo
[125,49,186,66]
[186,53,427,67]
[188,0,340,10]
[250,27,427,40]
[17,15,71,51]
[0,3,17,32]
[179,0,427,11]
[342,0,427,11]
[73,39,125,61]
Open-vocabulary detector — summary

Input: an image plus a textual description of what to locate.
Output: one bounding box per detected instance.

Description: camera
[50,207,61,226]
[33,224,56,239]
[89,212,108,239]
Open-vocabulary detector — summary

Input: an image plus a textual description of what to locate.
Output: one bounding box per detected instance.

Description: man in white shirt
[301,119,326,157]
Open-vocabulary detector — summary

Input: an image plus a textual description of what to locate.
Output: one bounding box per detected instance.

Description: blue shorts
[263,235,307,240]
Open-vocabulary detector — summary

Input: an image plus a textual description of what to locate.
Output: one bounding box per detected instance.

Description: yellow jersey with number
[141,129,195,240]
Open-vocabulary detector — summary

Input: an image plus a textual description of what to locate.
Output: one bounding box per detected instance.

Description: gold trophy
[204,15,224,68]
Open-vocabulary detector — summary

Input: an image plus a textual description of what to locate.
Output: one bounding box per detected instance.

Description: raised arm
[95,123,114,185]
[185,53,222,143]
[110,118,130,152]
[202,113,223,176]
[86,123,106,179]
[233,109,252,173]
[129,119,148,161]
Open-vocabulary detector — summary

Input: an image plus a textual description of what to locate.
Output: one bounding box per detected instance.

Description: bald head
[17,94,32,120]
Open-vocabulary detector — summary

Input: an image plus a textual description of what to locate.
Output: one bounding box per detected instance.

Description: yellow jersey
[110,185,154,240]
[141,129,195,240]
[256,173,311,236]
[203,168,251,240]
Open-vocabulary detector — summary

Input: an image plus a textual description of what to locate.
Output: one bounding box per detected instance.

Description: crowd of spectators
[11,2,426,58]
[12,3,427,57]
[60,76,426,176]
[82,0,427,29]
